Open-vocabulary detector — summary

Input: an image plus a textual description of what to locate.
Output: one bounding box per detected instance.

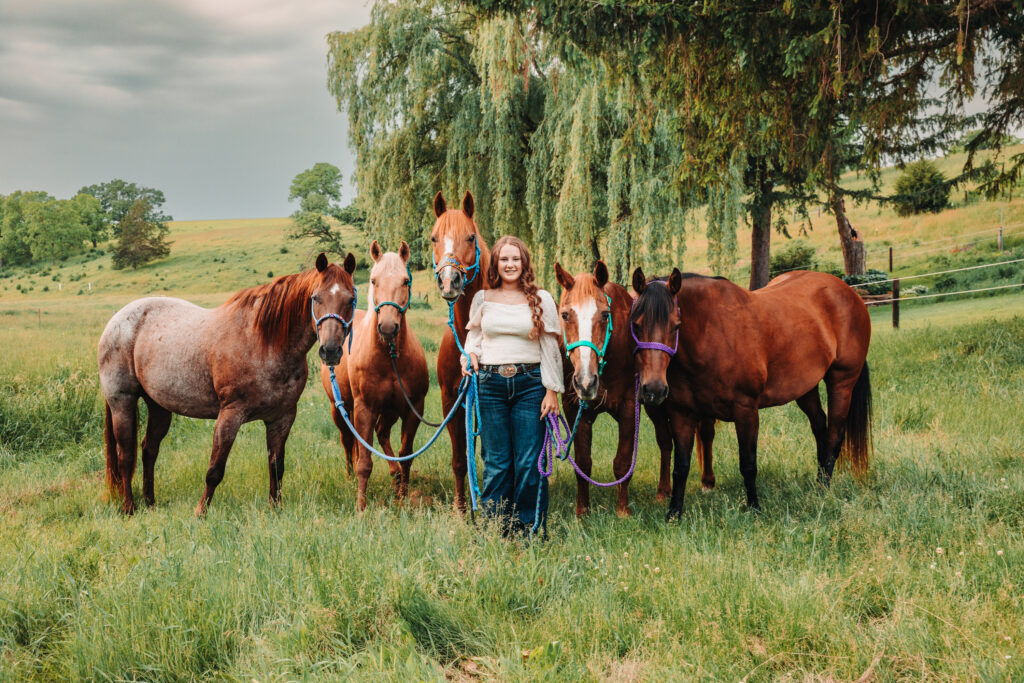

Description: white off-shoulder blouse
[464,289,565,393]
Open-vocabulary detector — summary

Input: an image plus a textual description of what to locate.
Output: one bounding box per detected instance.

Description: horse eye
[466,234,475,242]
[601,311,610,321]
[370,279,376,286]
[313,295,322,304]
[560,312,568,321]
[403,279,410,286]
[430,236,437,243]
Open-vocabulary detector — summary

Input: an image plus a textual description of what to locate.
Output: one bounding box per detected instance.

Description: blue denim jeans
[476,366,547,534]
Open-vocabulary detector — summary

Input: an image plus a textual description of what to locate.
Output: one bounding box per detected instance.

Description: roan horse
[99,253,357,515]
[320,241,429,511]
[630,268,872,519]
[430,191,491,512]
[554,260,716,517]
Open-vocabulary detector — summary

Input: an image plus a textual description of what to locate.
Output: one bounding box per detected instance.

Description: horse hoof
[575,506,590,518]
[701,483,715,492]
[194,502,207,517]
[665,508,681,522]
[655,491,669,502]
[616,507,633,519]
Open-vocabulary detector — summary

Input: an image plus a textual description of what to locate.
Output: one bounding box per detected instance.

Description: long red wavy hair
[487,236,544,341]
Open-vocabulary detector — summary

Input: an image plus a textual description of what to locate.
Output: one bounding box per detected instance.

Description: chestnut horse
[430,191,490,512]
[554,260,716,517]
[630,268,872,519]
[320,241,429,510]
[98,253,357,515]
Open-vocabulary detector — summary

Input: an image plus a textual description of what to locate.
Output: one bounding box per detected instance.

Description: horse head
[369,239,412,342]
[312,252,357,366]
[630,266,682,406]
[556,260,612,402]
[430,191,483,301]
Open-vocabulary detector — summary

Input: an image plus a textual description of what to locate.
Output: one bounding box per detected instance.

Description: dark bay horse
[99,253,357,515]
[430,191,490,512]
[320,241,429,511]
[555,261,715,517]
[630,268,872,519]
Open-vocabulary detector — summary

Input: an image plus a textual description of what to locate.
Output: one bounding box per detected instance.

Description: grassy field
[2,181,1024,679]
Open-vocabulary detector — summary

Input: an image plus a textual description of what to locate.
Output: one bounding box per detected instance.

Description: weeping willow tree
[327,1,735,279]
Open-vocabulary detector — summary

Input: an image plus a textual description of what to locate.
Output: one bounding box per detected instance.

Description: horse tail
[104,401,122,500]
[841,361,872,476]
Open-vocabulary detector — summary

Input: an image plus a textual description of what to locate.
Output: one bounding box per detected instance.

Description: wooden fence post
[998,225,1004,252]
[888,246,893,272]
[892,279,900,329]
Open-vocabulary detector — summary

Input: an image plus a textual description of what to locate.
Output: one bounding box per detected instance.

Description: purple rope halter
[628,294,679,356]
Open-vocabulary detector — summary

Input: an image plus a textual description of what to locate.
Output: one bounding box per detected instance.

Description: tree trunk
[748,158,774,291]
[831,194,866,276]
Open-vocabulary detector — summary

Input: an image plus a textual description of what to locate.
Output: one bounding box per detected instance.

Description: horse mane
[565,273,604,306]
[227,265,349,354]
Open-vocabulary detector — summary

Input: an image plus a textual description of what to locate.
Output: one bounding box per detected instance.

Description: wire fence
[846,256,1024,288]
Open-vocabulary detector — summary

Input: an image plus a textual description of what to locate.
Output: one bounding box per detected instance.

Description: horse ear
[594,260,609,288]
[433,191,446,218]
[370,240,382,263]
[631,267,646,295]
[343,252,356,275]
[315,253,328,273]
[669,268,682,295]
[462,191,474,219]
[554,262,575,291]
[399,240,410,263]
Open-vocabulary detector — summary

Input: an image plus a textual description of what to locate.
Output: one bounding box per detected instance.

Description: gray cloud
[0,0,370,219]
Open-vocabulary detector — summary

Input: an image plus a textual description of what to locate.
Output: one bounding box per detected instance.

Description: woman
[463,235,563,535]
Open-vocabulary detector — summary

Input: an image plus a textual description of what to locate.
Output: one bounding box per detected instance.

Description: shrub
[893,160,950,216]
[770,240,816,275]
[843,269,890,295]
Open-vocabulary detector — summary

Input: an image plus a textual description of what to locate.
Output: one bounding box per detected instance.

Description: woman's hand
[461,353,480,377]
[540,389,559,420]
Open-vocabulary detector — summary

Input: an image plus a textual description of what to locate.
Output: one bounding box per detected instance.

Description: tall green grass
[1,309,1021,680]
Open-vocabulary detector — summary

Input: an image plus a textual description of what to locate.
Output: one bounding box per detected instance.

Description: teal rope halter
[311,288,357,354]
[562,292,614,376]
[373,264,413,315]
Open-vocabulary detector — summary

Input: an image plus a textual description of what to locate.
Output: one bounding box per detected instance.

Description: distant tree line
[0,179,171,269]
[325,0,1024,288]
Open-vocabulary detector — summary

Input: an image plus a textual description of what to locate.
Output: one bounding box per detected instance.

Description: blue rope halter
[373,264,413,315]
[432,238,481,287]
[310,287,357,354]
[562,292,614,376]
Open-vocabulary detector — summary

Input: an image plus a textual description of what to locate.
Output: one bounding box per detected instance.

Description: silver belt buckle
[498,364,517,378]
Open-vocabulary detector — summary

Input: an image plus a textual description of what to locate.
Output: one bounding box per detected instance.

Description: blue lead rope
[328,365,468,462]
[446,301,484,511]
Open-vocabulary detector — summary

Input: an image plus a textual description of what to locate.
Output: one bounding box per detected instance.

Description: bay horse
[430,191,490,512]
[554,260,716,518]
[98,252,357,515]
[630,268,872,519]
[319,241,429,511]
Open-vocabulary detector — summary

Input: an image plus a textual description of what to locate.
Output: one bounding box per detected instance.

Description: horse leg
[195,408,245,516]
[265,410,296,507]
[140,398,172,507]
[374,414,402,497]
[572,415,594,518]
[397,410,422,501]
[443,387,468,513]
[107,395,139,515]
[820,371,859,485]
[647,405,673,501]
[353,408,376,512]
[697,418,717,490]
[796,387,830,483]
[666,410,696,521]
[331,405,356,478]
[613,406,636,518]
[734,407,761,512]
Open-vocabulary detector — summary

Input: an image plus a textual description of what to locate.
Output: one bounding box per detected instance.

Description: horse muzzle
[377,321,399,341]
[573,374,599,402]
[435,266,464,301]
[319,344,343,367]
[639,380,669,406]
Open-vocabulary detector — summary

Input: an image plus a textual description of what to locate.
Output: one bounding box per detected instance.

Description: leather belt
[479,362,540,378]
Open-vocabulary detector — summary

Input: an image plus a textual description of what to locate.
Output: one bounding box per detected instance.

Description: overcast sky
[0,0,371,221]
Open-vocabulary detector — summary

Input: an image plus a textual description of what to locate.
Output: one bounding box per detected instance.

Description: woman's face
[497,243,523,286]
